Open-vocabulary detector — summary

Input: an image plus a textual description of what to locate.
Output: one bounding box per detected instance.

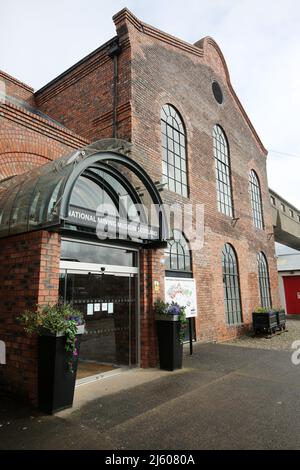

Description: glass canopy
[0,139,166,242]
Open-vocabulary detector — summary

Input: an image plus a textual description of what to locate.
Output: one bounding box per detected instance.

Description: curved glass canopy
[0,139,166,243]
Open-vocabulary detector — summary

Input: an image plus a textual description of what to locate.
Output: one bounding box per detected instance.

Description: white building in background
[276,243,300,314]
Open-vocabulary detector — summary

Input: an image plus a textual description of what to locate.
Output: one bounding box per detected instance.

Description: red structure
[283,276,300,314]
[0,9,280,405]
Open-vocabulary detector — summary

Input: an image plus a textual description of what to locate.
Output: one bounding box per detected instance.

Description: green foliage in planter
[18,303,84,373]
[254,306,285,314]
[154,299,188,344]
[272,306,286,313]
[154,299,168,316]
[253,307,271,313]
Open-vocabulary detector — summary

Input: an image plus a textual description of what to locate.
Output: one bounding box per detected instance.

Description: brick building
[0,8,280,404]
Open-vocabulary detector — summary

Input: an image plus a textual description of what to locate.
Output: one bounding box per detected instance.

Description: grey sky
[1,0,300,208]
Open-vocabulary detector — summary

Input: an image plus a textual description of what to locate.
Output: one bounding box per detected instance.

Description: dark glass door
[59,271,138,374]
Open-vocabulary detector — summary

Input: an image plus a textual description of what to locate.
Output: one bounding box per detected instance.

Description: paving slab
[1,342,300,450]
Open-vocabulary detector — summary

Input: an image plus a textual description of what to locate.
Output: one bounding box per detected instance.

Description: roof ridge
[0,69,34,92]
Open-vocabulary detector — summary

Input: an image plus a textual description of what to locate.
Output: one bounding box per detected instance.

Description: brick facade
[35,38,132,143]
[34,8,279,342]
[118,9,280,341]
[0,9,280,403]
[0,231,60,402]
[0,70,88,180]
[139,249,165,368]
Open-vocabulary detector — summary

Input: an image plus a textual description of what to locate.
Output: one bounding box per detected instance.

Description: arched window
[222,244,242,325]
[213,125,233,217]
[165,229,192,273]
[161,104,188,197]
[249,170,264,229]
[258,252,271,308]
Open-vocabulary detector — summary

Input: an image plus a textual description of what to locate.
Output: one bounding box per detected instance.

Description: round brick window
[212,81,223,104]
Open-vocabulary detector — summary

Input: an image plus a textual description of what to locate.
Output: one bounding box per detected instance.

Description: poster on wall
[165,278,197,318]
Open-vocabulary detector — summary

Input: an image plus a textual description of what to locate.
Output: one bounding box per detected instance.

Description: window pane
[222,244,242,325]
[171,254,178,270]
[162,134,167,148]
[161,104,188,196]
[213,125,233,217]
[175,181,181,194]
[249,170,264,229]
[258,252,271,308]
[175,155,181,168]
[181,173,187,186]
[169,165,175,178]
[165,229,192,273]
[178,255,185,270]
[175,168,181,181]
[169,179,175,192]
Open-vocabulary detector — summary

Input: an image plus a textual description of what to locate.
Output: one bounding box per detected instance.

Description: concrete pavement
[1,342,300,450]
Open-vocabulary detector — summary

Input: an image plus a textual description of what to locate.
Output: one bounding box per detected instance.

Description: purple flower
[167,303,180,315]
[68,315,83,325]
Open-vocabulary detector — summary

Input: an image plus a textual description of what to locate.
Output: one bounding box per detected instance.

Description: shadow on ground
[1,342,300,450]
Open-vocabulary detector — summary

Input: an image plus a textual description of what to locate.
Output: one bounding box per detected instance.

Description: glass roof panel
[0,139,166,240]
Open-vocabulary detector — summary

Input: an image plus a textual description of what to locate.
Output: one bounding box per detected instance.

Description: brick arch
[0,131,75,173]
[155,91,193,143]
[0,153,51,179]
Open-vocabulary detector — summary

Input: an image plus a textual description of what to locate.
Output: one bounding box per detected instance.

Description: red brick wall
[33,9,280,344]
[35,38,132,143]
[0,231,61,403]
[118,11,280,342]
[0,70,35,106]
[0,100,88,179]
[0,8,281,371]
[139,248,165,367]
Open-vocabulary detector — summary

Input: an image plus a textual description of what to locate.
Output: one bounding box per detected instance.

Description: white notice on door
[108,303,114,314]
[87,304,94,315]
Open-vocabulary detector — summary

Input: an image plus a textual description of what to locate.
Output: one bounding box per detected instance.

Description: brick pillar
[139,247,165,368]
[0,230,61,404]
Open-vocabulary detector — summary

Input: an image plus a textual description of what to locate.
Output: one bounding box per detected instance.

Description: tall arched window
[222,244,242,325]
[161,104,188,197]
[165,229,192,273]
[213,125,233,217]
[249,170,264,229]
[258,252,271,308]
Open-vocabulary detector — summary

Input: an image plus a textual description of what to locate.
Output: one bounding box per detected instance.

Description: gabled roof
[113,8,267,156]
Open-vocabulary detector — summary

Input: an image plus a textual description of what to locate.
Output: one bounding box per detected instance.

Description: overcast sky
[1,0,300,208]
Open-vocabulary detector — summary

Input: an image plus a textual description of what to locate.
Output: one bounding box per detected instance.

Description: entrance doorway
[59,239,139,379]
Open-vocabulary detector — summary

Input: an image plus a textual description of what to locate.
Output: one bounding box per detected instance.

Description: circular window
[212,81,223,104]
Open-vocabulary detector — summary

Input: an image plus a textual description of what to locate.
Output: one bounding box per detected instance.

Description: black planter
[38,329,83,414]
[274,311,286,330]
[252,311,278,336]
[156,316,183,371]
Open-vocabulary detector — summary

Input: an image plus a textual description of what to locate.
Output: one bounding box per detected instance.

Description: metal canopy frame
[0,139,167,243]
